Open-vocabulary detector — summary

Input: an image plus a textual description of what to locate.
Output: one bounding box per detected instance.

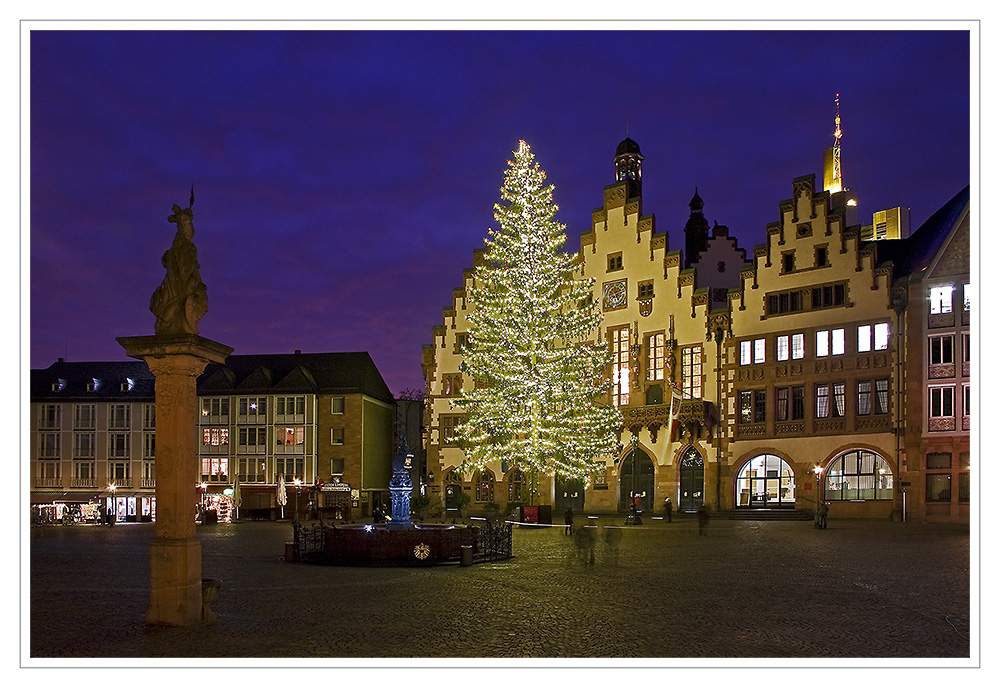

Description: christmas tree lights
[453,141,622,488]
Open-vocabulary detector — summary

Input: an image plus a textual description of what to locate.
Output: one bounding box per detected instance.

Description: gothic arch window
[507,468,525,502]
[475,470,495,502]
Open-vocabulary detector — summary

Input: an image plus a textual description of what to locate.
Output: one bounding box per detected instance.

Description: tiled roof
[31,351,395,404]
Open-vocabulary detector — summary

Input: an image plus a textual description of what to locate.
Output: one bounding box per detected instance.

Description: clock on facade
[603,280,627,310]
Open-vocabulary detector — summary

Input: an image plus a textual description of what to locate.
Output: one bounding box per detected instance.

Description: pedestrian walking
[664,497,673,523]
[696,502,709,535]
[818,501,829,530]
[574,526,596,564]
[564,506,574,535]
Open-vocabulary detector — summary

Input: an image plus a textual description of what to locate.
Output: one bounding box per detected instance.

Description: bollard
[460,545,473,566]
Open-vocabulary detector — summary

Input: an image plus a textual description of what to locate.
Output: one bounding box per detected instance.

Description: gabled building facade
[423,138,752,517]
[725,174,901,519]
[423,137,971,524]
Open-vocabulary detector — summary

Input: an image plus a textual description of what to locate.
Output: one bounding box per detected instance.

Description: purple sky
[29,29,971,396]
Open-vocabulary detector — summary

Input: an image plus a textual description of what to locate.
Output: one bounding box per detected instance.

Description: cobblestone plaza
[26,517,972,663]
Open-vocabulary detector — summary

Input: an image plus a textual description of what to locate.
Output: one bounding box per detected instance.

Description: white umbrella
[276,474,287,519]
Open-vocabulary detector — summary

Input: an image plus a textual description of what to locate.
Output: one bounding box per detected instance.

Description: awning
[31,492,104,503]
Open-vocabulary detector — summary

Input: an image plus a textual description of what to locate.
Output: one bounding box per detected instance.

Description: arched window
[476,470,495,502]
[825,450,893,500]
[507,468,525,502]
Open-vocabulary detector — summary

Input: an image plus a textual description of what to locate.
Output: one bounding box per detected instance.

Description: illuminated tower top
[823,93,843,193]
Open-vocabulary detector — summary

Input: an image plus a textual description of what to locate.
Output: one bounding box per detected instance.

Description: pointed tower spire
[823,94,843,193]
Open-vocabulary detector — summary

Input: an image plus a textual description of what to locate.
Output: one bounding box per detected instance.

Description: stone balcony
[620,398,716,442]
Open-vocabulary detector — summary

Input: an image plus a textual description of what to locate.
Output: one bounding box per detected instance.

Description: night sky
[28,28,971,396]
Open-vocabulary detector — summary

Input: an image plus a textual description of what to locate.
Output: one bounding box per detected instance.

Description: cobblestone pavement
[27,516,972,661]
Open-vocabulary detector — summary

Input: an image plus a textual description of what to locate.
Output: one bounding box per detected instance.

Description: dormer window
[52,378,67,392]
[121,378,135,392]
[87,378,101,392]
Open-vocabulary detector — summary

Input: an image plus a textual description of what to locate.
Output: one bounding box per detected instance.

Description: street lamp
[293,478,302,522]
[106,483,117,526]
[812,465,824,527]
[625,434,642,525]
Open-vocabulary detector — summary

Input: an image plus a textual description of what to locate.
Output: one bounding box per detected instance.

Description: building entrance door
[679,447,704,512]
[555,477,585,513]
[735,454,796,508]
[619,447,655,513]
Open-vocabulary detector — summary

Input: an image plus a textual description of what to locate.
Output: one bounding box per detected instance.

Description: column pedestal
[118,334,232,626]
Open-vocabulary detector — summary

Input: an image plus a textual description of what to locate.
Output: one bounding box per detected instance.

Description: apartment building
[30,351,395,521]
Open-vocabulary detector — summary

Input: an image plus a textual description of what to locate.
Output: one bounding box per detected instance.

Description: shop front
[319,480,353,520]
[734,454,797,508]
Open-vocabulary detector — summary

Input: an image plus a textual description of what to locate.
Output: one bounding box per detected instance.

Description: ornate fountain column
[118,196,232,626]
[387,438,414,529]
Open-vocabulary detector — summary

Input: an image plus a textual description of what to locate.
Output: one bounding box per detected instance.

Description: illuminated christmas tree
[453,141,622,496]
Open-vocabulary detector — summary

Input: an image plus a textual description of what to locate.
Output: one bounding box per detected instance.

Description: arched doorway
[619,447,655,512]
[678,446,704,512]
[735,454,796,508]
[555,476,585,513]
[444,470,463,512]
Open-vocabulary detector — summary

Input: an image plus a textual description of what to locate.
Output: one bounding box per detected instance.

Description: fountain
[289,439,512,566]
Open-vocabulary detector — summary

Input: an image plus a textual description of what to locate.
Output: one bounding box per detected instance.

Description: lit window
[874,323,889,350]
[647,334,665,381]
[792,334,804,359]
[201,428,229,446]
[331,397,345,414]
[816,331,829,358]
[279,428,305,446]
[611,326,630,406]
[857,381,872,415]
[681,346,702,399]
[833,383,845,417]
[857,325,872,353]
[816,384,830,418]
[777,335,789,361]
[963,283,971,311]
[825,450,893,501]
[930,286,953,314]
[832,329,845,356]
[740,340,752,366]
[753,339,765,364]
[875,379,889,415]
[331,428,344,445]
[331,458,345,476]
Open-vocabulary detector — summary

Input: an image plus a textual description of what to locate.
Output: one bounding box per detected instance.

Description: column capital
[117,334,233,374]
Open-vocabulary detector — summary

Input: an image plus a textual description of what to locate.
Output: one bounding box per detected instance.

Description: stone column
[118,334,232,626]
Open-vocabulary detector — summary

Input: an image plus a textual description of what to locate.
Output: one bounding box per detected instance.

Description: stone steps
[713,508,814,521]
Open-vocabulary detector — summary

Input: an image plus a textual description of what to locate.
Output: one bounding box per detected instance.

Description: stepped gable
[31,359,154,401]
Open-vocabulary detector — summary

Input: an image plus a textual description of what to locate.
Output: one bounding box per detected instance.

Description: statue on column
[150,192,208,335]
